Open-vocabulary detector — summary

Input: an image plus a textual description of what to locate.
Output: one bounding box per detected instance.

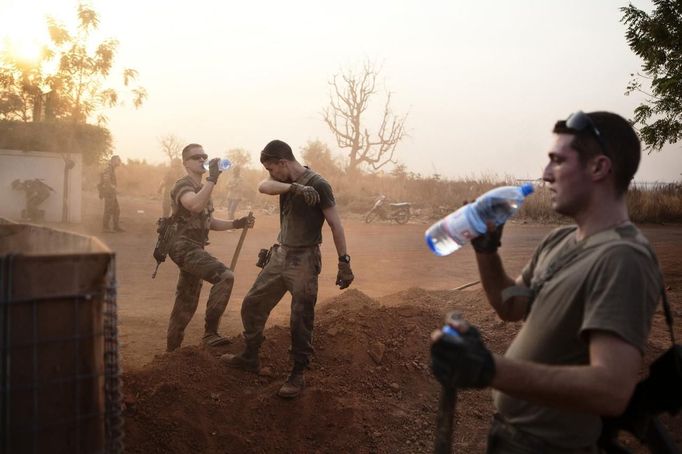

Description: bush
[0,120,112,165]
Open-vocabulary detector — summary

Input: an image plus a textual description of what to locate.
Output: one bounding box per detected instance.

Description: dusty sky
[1,0,680,182]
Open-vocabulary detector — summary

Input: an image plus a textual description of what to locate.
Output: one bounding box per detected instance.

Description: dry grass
[102,160,681,224]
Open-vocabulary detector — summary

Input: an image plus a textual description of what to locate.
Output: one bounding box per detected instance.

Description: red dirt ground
[78,192,681,453]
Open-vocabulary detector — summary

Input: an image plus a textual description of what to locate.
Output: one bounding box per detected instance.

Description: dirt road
[73,192,681,453]
[75,192,681,370]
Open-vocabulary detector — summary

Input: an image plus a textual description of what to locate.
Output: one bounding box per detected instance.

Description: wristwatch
[339,254,351,263]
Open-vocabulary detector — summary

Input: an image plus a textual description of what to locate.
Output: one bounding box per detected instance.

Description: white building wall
[0,149,82,223]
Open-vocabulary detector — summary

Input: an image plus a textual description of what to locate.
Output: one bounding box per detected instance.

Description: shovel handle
[434,386,457,454]
[229,211,252,272]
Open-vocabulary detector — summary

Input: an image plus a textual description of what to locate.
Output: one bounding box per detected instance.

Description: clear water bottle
[203,158,232,171]
[425,183,534,256]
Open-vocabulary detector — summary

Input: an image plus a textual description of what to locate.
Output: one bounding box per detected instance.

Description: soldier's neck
[188,171,203,186]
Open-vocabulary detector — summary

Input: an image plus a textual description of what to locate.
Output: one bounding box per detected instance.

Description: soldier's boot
[220,345,260,373]
[202,331,231,347]
[277,364,306,399]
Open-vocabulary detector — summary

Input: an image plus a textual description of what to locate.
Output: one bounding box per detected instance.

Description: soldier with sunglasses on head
[165,143,255,352]
[430,111,663,453]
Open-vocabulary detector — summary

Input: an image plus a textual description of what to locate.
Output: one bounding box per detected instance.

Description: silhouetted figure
[12,178,54,222]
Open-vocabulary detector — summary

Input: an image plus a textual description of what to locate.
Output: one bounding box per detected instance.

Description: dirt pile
[121,287,680,454]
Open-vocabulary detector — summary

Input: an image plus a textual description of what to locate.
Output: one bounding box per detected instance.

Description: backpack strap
[296,167,317,187]
[502,225,670,331]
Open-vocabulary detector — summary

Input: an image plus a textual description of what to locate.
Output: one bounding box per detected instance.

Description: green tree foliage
[0,4,146,125]
[300,140,343,177]
[0,119,111,165]
[621,1,682,151]
[226,148,252,168]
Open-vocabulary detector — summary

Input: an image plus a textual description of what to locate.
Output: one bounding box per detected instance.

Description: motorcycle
[365,195,411,224]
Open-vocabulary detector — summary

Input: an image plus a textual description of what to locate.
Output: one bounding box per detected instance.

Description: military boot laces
[277,368,305,399]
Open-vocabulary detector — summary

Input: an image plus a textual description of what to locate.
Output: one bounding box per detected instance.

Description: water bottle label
[445,211,477,245]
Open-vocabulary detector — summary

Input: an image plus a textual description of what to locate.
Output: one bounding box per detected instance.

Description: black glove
[289,182,320,206]
[233,213,255,229]
[336,261,354,289]
[206,158,222,184]
[471,223,505,254]
[431,320,495,389]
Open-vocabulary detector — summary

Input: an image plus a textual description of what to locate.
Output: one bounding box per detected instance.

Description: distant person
[99,155,124,233]
[225,166,245,219]
[166,143,255,352]
[11,178,54,222]
[158,158,183,218]
[222,139,355,399]
[430,111,663,452]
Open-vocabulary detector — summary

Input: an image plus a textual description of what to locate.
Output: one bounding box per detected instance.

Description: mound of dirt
[121,288,680,453]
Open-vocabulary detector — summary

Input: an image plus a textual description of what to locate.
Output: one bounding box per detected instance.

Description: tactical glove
[233,213,255,229]
[471,223,505,254]
[206,158,222,184]
[336,261,354,289]
[289,182,320,207]
[431,321,495,389]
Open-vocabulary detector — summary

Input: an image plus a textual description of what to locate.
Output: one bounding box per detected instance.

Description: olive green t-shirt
[493,223,661,449]
[277,169,335,247]
[170,175,213,244]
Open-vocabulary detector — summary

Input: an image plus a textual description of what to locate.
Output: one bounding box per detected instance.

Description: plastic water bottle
[203,158,232,171]
[425,183,534,256]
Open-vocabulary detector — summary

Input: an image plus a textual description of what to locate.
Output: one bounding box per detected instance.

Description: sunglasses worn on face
[565,111,609,157]
[186,154,208,161]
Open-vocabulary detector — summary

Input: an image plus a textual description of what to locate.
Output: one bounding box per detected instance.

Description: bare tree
[323,61,407,172]
[159,134,183,162]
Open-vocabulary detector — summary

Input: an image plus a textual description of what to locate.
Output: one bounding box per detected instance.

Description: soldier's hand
[430,314,495,389]
[471,221,505,254]
[233,213,255,229]
[289,182,320,207]
[336,261,354,289]
[206,158,222,184]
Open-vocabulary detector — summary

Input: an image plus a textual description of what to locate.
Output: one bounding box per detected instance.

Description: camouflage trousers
[241,244,321,368]
[102,194,120,229]
[166,238,234,351]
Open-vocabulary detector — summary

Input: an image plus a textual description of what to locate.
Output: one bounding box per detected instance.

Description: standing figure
[159,158,183,218]
[430,111,663,453]
[225,166,244,219]
[99,155,124,233]
[223,139,355,399]
[166,143,255,352]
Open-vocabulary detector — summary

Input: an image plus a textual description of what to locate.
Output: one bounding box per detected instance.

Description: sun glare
[0,0,65,63]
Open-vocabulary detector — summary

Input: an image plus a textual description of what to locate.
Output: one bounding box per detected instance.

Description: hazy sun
[0,0,68,63]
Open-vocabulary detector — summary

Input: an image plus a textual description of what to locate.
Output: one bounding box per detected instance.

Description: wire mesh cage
[0,223,123,454]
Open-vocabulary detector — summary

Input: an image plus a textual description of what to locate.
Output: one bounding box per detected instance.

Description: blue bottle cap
[520,183,534,196]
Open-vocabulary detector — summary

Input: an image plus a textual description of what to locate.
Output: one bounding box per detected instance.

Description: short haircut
[553,111,640,195]
[182,143,203,161]
[260,139,295,163]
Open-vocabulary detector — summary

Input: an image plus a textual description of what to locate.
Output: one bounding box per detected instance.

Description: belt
[278,243,319,250]
[490,414,597,454]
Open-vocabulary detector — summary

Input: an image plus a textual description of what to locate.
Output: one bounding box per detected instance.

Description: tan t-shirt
[493,223,661,449]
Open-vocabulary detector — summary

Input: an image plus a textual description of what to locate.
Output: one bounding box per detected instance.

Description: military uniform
[100,163,121,231]
[166,175,235,351]
[241,168,334,369]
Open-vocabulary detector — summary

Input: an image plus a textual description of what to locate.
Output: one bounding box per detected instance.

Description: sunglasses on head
[186,153,208,161]
[565,111,609,157]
